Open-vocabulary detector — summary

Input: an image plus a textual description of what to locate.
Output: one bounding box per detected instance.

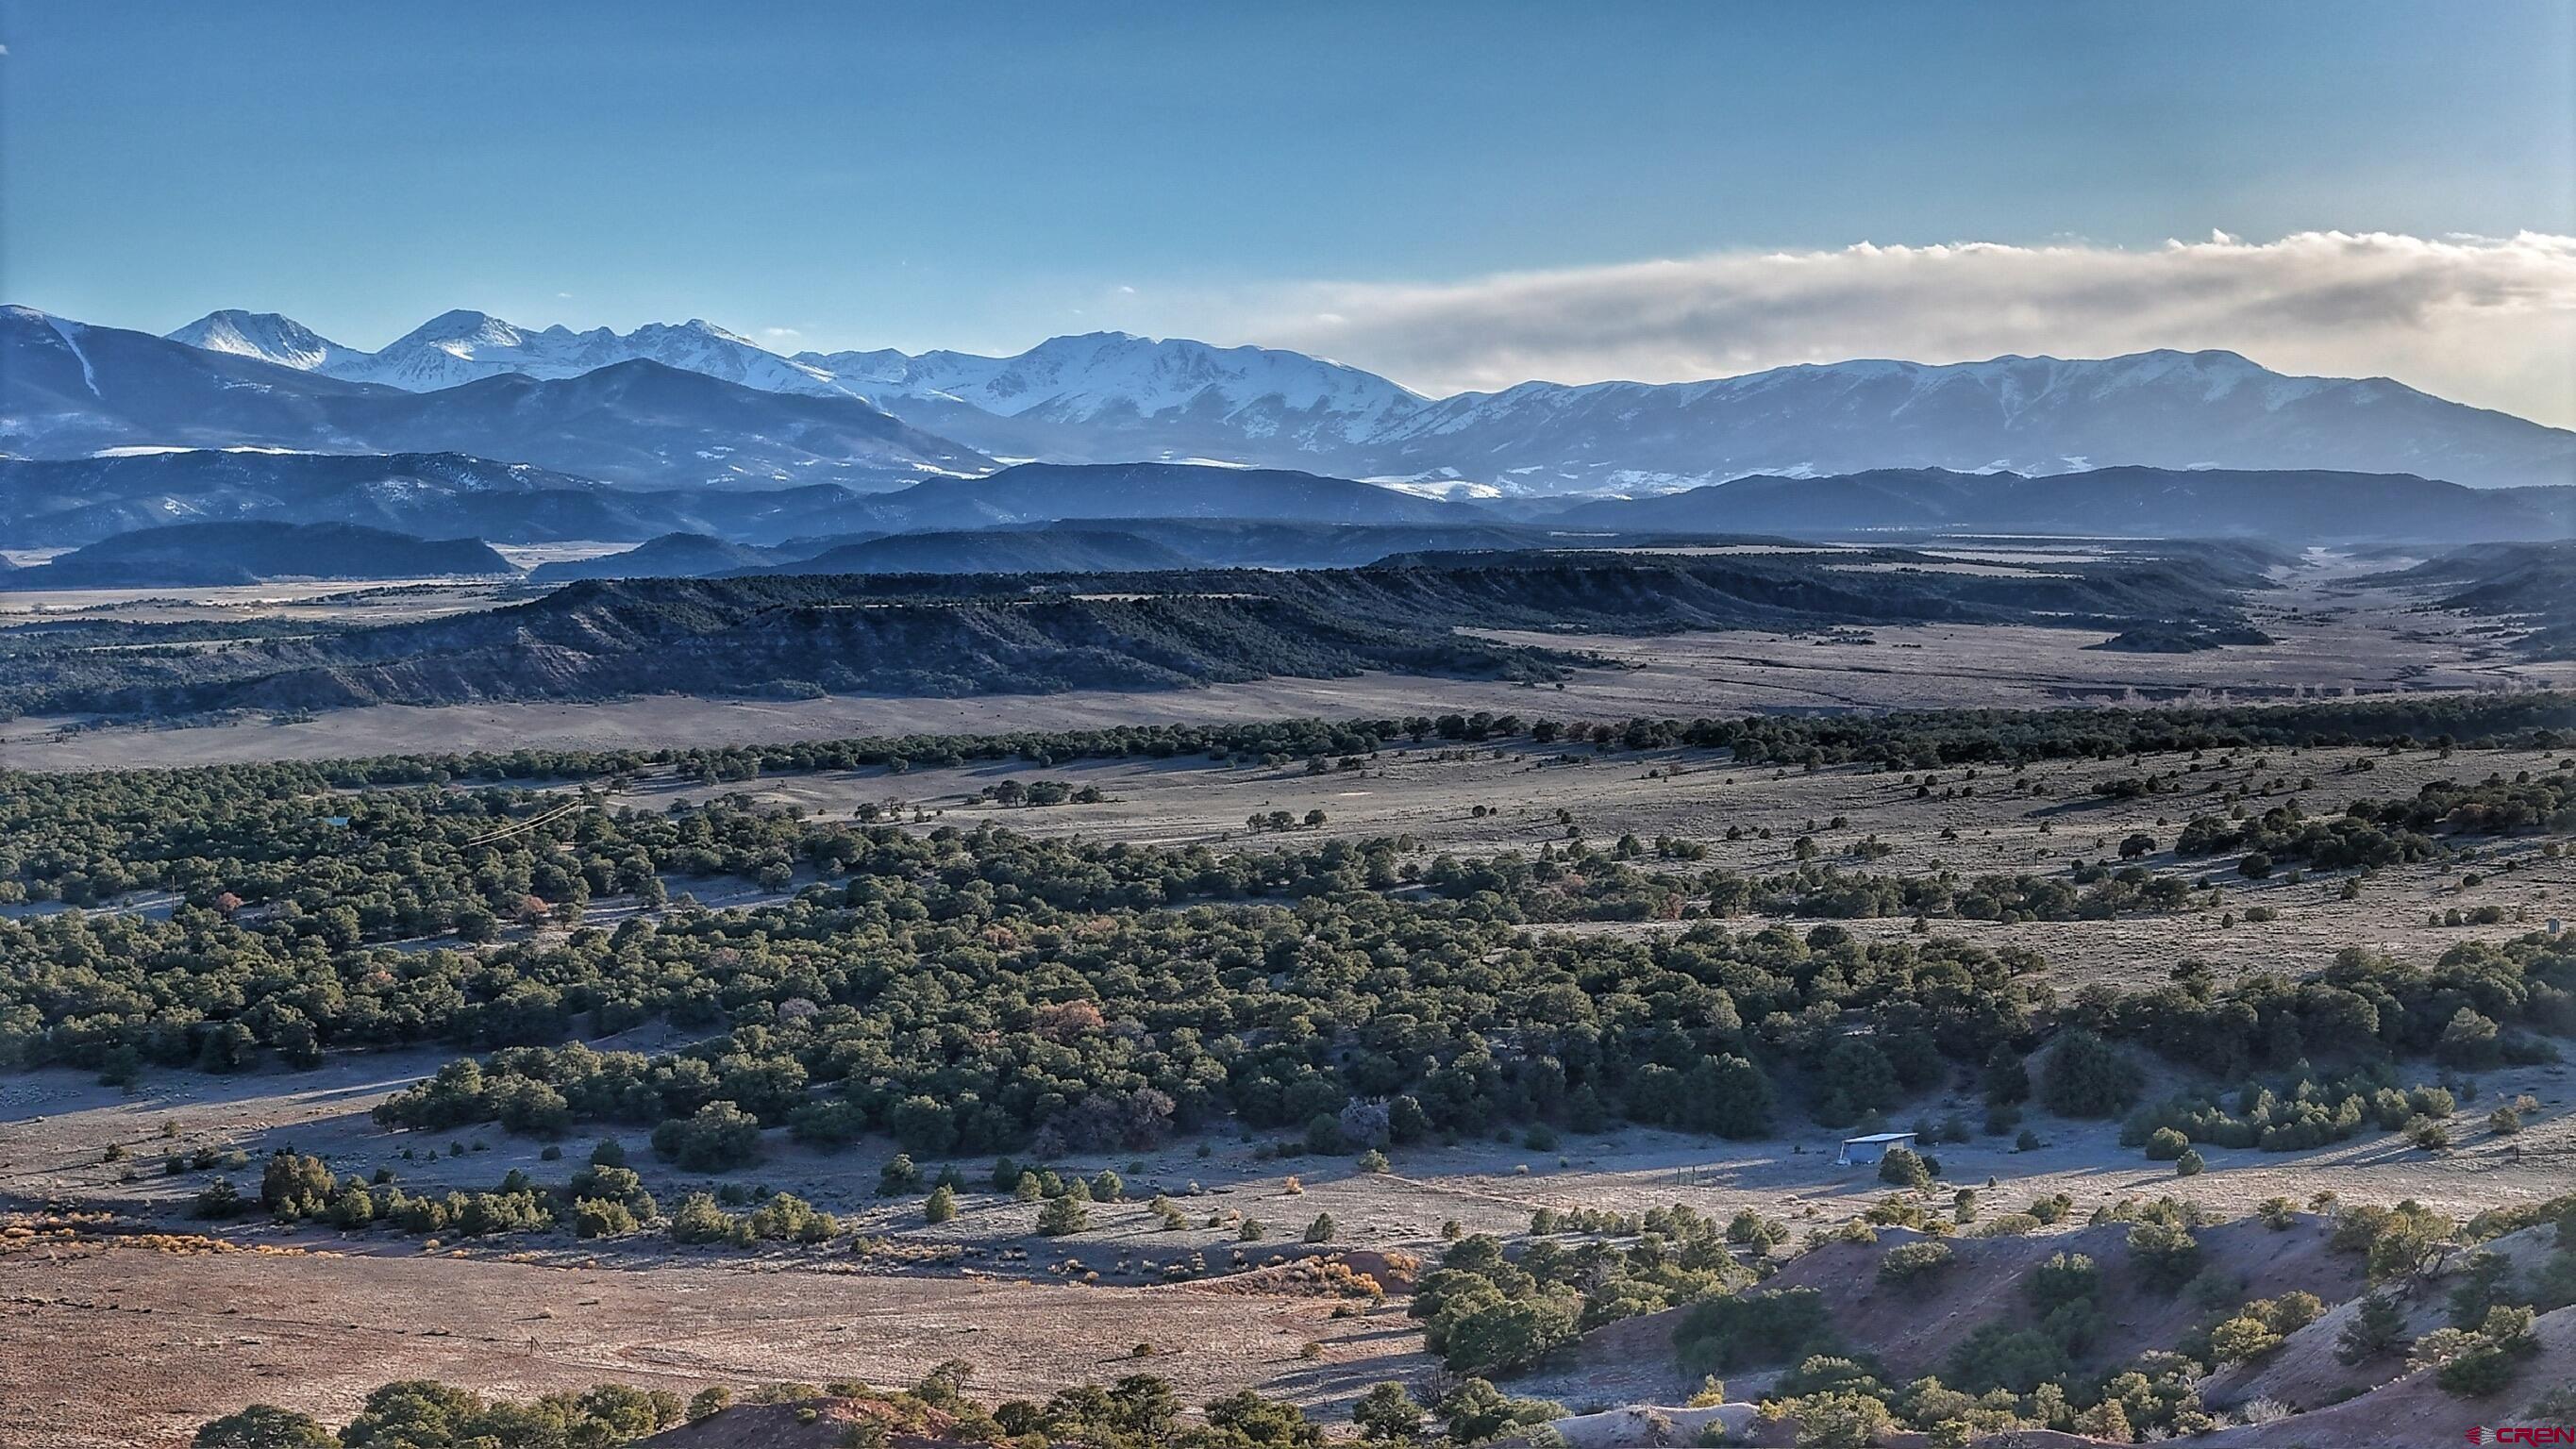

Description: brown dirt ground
[2197,1304,2575,1448]
[0,1236,1428,1449]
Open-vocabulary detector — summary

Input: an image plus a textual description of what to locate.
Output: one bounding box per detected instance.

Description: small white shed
[1835,1130,1917,1166]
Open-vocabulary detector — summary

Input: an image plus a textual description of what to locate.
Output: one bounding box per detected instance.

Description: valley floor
[4,1048,2568,1447]
[6,558,2573,1447]
[7,568,2571,772]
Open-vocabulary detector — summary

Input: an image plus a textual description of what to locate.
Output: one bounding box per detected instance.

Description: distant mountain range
[170,308,856,396]
[2,308,991,490]
[1362,351,2576,494]
[1547,466,2576,541]
[0,449,920,548]
[834,461,1462,531]
[8,446,2569,559]
[100,303,2576,494]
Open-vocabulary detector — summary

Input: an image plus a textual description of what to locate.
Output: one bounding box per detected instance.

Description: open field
[579,737,2572,989]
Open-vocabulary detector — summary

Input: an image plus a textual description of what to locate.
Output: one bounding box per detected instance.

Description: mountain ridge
[1545,464,2576,542]
[2,308,994,490]
[168,307,860,396]
[137,304,2576,491]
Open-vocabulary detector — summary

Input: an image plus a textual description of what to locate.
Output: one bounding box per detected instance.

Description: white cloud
[761,325,802,341]
[1161,231,2576,427]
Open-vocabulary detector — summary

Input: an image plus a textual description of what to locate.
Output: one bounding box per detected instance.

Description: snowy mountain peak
[165,309,364,374]
[399,308,523,346]
[158,308,865,399]
[816,330,1427,444]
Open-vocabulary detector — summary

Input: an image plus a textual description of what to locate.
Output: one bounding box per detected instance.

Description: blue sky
[6,2,2573,418]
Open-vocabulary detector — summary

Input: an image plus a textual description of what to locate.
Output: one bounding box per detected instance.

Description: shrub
[1783,1390,1894,1448]
[2337,1291,2409,1364]
[2436,1341,2523,1397]
[2175,1148,2206,1176]
[572,1198,639,1239]
[1304,1213,1337,1243]
[2144,1127,2189,1161]
[667,1193,747,1246]
[1036,1194,1089,1236]
[1877,1146,1931,1189]
[1673,1290,1836,1374]
[2447,1252,2515,1329]
[2127,1223,2201,1292]
[2028,1252,2100,1310]
[1437,1378,1566,1444]
[193,1178,247,1219]
[2436,1008,2503,1070]
[1878,1241,1953,1285]
[924,1185,958,1224]
[1947,1323,2070,1393]
[778,1101,860,1158]
[2039,1031,2142,1117]
[1352,1382,1424,1441]
[193,1406,336,1449]
[745,1192,837,1243]
[651,1101,762,1172]
[1433,1291,1582,1376]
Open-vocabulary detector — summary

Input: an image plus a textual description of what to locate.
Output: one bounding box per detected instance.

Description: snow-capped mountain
[1358,350,2576,493]
[165,309,372,375]
[8,308,992,490]
[793,331,1426,469]
[805,331,1421,436]
[144,304,2576,491]
[165,308,856,397]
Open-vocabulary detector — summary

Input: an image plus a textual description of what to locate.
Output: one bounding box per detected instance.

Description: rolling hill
[1547,466,2576,543]
[0,450,907,548]
[7,522,514,589]
[756,528,1198,576]
[13,549,2259,717]
[836,460,1467,531]
[527,534,796,583]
